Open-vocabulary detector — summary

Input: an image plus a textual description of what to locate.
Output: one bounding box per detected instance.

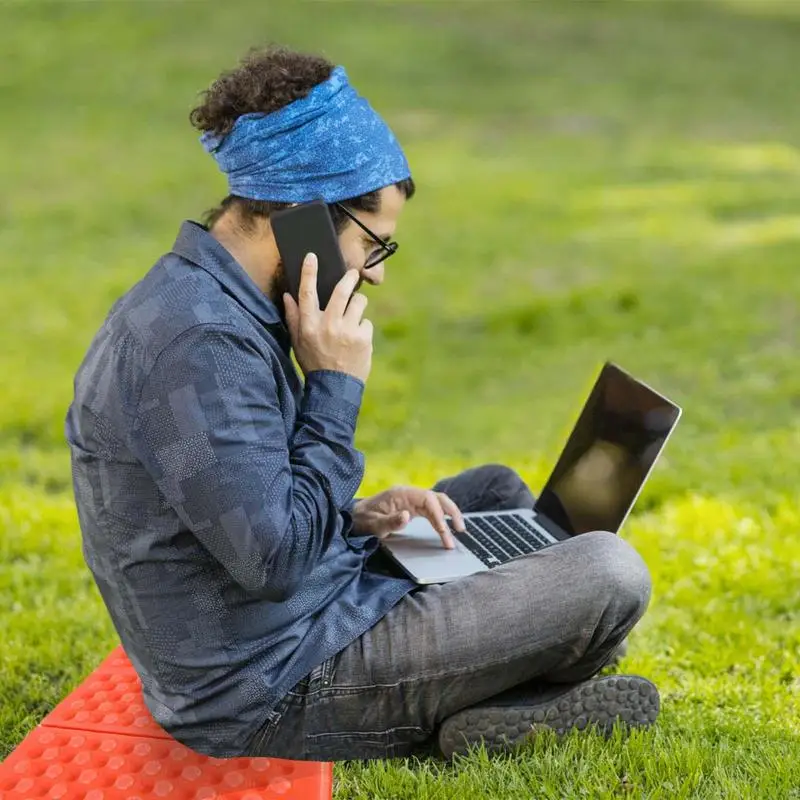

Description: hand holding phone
[271,200,348,311]
[282,254,373,384]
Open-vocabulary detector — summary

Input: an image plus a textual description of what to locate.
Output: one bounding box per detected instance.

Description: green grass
[2,0,800,796]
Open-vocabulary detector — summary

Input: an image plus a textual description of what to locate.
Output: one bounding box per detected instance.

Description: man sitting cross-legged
[65,45,657,763]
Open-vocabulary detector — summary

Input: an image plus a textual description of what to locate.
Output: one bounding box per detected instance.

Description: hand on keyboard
[351,486,466,549]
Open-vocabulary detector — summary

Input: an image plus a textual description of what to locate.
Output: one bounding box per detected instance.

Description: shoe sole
[438,675,659,759]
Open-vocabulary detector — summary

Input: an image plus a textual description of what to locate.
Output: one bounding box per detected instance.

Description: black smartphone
[271,200,348,311]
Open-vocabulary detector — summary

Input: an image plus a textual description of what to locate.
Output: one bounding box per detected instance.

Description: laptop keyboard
[450,513,555,567]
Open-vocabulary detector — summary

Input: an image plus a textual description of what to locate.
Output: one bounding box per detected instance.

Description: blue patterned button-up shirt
[64,221,416,757]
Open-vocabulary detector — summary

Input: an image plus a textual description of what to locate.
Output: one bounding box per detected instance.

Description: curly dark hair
[190,45,415,233]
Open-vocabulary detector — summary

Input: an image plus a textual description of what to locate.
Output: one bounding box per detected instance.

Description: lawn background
[1,1,799,797]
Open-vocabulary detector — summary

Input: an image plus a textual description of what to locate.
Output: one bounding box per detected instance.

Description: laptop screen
[534,363,680,536]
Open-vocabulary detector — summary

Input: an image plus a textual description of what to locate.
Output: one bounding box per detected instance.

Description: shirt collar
[170,220,290,349]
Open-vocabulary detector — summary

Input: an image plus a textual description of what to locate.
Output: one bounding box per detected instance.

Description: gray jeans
[246,464,652,761]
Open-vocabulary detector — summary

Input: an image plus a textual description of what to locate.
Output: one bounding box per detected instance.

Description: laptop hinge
[531,510,566,541]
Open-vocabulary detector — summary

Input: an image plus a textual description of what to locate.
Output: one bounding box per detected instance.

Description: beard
[268,260,290,310]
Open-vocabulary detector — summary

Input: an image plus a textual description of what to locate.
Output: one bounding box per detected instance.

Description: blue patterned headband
[199,65,411,204]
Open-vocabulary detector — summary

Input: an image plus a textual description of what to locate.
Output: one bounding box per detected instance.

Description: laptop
[380,361,682,584]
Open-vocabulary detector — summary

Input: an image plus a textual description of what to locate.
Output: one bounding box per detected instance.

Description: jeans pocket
[287,652,339,698]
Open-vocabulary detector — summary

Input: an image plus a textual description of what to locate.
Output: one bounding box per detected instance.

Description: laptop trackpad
[379,517,489,583]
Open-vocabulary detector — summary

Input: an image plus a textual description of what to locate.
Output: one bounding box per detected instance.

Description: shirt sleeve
[342,497,361,516]
[129,324,365,602]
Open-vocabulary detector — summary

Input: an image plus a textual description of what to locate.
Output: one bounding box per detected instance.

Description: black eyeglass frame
[333,202,399,269]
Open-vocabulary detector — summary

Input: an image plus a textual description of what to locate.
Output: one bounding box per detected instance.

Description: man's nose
[362,264,385,285]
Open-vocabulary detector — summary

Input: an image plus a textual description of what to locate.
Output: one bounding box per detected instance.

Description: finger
[371,510,410,538]
[325,269,361,319]
[298,253,320,314]
[423,492,455,550]
[343,292,368,326]
[389,510,410,531]
[283,293,297,336]
[377,510,410,532]
[436,492,466,533]
[359,318,374,339]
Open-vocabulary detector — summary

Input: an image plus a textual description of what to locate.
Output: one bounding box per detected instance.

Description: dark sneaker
[437,674,659,760]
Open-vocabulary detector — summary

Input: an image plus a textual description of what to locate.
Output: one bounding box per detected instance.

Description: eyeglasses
[333,202,399,269]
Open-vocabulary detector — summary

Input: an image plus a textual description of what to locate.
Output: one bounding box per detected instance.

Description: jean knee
[577,532,652,620]
[433,463,533,513]
[479,463,534,510]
